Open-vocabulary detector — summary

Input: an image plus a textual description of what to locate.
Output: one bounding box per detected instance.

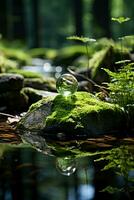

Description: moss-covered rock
[53,45,93,66]
[24,77,56,92]
[22,87,57,106]
[29,48,57,60]
[0,55,17,73]
[0,46,31,66]
[5,69,56,92]
[8,69,43,78]
[17,92,126,138]
[0,73,24,92]
[89,45,131,83]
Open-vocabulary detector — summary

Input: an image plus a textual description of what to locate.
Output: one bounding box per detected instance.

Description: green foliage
[0,42,31,66]
[103,64,134,107]
[95,145,134,194]
[67,36,96,43]
[67,36,96,73]
[53,45,94,66]
[0,55,17,73]
[111,17,130,24]
[7,69,43,79]
[29,48,57,59]
[101,186,123,194]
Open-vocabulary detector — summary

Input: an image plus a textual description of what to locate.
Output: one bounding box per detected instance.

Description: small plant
[67,36,96,74]
[111,16,131,62]
[111,17,130,24]
[103,63,134,107]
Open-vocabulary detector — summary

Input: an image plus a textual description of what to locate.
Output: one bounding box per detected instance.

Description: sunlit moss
[8,69,43,78]
[17,91,125,136]
[45,92,125,135]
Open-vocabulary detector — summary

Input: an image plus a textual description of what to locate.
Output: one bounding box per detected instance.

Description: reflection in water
[0,127,133,200]
[0,143,95,200]
[56,156,77,176]
[21,131,52,155]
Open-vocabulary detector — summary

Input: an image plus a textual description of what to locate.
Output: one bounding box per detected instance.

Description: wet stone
[0,73,24,92]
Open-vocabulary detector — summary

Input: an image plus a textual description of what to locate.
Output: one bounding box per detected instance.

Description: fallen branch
[67,67,108,94]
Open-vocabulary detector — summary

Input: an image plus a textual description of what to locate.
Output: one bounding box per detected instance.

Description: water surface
[0,119,133,200]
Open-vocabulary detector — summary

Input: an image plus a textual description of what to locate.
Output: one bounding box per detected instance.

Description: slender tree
[12,0,26,40]
[32,0,39,47]
[0,1,7,38]
[72,0,84,36]
[92,0,111,38]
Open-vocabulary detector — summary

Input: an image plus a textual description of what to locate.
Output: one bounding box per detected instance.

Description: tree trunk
[92,0,111,38]
[32,0,39,47]
[12,0,26,40]
[72,0,84,36]
[0,1,7,38]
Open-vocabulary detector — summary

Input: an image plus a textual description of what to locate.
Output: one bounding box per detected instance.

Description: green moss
[29,48,57,59]
[29,95,54,112]
[0,55,17,73]
[18,91,126,136]
[7,69,43,78]
[24,77,56,91]
[53,45,93,66]
[45,92,123,134]
[89,45,131,83]
[0,46,31,66]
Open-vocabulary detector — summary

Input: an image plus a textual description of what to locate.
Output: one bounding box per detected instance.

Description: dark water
[0,121,134,200]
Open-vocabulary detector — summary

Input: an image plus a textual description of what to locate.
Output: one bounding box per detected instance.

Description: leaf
[111,17,130,24]
[115,60,131,65]
[67,36,96,43]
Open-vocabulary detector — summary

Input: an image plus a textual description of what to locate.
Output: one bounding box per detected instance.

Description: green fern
[95,146,134,194]
[103,63,134,107]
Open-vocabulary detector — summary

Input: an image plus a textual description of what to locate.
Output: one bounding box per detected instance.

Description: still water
[0,120,134,200]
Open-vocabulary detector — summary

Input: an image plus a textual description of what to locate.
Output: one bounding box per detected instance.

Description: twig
[0,112,15,118]
[67,67,108,94]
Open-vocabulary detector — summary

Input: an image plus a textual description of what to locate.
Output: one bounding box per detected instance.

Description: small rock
[0,73,24,92]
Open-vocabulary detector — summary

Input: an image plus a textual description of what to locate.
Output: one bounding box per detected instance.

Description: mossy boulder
[53,45,93,67]
[89,45,131,83]
[24,77,56,92]
[0,55,17,73]
[22,87,57,106]
[8,69,43,78]
[29,48,57,60]
[17,92,126,139]
[0,46,31,66]
[7,69,56,92]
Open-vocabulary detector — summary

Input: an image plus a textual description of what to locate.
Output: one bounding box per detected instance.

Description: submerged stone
[17,92,126,139]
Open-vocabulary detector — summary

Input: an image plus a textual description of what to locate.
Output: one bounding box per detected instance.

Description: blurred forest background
[0,0,134,48]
